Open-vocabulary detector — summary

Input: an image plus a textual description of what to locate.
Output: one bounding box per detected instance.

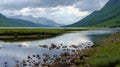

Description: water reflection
[0,29,118,67]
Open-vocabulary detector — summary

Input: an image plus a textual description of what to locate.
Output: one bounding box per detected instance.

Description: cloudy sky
[0,0,109,24]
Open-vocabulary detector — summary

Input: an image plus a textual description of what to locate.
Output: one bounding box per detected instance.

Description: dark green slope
[67,0,120,27]
[0,13,45,27]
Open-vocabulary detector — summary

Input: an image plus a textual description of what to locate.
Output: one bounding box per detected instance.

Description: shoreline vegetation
[75,32,120,67]
[0,28,65,42]
[0,27,117,42]
[47,31,119,67]
[0,28,90,42]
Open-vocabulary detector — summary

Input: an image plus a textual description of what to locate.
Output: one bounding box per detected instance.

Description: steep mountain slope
[0,13,45,27]
[10,15,64,27]
[67,0,120,27]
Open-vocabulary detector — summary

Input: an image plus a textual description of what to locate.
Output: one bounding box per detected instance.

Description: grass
[0,28,65,35]
[0,28,90,35]
[0,28,66,41]
[76,32,120,67]
[0,28,89,42]
[91,16,120,27]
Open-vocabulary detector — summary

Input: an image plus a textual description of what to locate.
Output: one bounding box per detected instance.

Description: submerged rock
[39,45,48,48]
[50,43,57,49]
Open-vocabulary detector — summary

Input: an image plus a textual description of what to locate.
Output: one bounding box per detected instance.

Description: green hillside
[67,0,120,27]
[0,13,44,27]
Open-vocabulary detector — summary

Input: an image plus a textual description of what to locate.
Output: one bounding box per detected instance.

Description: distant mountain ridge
[10,15,64,27]
[67,0,120,27]
[0,13,46,27]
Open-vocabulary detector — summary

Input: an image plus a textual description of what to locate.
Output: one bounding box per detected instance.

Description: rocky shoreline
[2,42,92,67]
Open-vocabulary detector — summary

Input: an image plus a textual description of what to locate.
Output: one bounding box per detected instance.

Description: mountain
[0,13,46,27]
[67,0,120,27]
[10,15,64,27]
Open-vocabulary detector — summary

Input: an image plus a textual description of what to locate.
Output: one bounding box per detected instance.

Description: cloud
[75,0,101,11]
[1,6,91,24]
[0,0,80,10]
[0,0,40,9]
[75,0,109,11]
[0,0,109,24]
[0,0,108,10]
[43,6,91,24]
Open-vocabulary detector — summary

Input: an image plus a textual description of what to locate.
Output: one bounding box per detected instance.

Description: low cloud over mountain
[0,0,108,24]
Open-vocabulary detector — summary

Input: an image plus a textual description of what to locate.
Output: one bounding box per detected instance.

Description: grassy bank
[0,28,66,41]
[75,32,120,67]
[0,28,88,42]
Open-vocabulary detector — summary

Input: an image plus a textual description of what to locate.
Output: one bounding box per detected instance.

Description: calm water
[0,29,118,67]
